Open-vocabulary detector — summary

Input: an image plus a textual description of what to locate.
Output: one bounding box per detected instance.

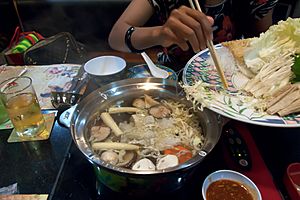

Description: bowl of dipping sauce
[202,170,261,200]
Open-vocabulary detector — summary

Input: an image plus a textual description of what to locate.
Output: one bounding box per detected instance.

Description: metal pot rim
[70,78,222,175]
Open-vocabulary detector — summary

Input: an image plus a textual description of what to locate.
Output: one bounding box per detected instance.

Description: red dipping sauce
[206,179,254,200]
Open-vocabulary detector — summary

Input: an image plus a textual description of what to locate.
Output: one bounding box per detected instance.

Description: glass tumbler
[0,76,46,137]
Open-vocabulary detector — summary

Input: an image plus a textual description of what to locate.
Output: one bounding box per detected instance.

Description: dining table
[0,55,300,200]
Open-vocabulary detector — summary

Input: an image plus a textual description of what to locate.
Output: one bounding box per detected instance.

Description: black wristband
[125,26,144,53]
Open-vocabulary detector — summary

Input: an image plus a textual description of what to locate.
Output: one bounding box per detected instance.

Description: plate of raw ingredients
[182,17,300,127]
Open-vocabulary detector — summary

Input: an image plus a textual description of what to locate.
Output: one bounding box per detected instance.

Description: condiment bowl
[83,56,126,87]
[84,56,126,76]
[202,170,262,200]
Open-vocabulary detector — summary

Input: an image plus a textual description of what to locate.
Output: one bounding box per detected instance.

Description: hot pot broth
[87,94,205,170]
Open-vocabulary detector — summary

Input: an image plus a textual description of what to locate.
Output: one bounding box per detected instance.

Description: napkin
[7,113,55,143]
[0,120,13,130]
[0,194,48,200]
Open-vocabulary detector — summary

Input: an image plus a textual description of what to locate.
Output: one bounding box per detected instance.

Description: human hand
[158,5,214,52]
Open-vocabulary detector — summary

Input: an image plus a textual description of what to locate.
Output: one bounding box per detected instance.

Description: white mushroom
[132,158,156,171]
[156,155,179,170]
[89,126,111,142]
[100,150,119,165]
[149,105,171,118]
[132,98,146,109]
[117,151,137,167]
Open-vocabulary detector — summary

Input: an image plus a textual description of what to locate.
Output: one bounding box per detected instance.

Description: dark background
[0,0,131,52]
[0,0,299,52]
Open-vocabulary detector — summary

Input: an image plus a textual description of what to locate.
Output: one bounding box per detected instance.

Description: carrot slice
[164,145,193,163]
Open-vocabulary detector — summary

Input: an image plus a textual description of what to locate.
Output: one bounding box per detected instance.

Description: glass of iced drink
[0,76,45,137]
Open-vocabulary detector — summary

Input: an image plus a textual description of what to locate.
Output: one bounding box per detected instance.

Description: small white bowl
[84,56,126,76]
[202,170,262,200]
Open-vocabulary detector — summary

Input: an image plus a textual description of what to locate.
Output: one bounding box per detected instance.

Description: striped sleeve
[249,0,279,20]
[147,0,180,22]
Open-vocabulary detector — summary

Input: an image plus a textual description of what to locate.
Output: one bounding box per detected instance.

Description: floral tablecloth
[0,64,81,109]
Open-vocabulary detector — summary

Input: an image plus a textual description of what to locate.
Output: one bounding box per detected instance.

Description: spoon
[141,52,169,78]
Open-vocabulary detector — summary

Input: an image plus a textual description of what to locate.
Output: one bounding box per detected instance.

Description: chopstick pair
[188,0,229,89]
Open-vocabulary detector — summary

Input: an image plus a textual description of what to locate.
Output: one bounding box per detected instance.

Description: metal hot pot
[70,78,222,195]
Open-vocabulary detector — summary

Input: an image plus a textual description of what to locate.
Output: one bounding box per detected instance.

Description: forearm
[109,25,162,53]
[108,0,156,52]
[130,26,163,51]
[108,2,213,53]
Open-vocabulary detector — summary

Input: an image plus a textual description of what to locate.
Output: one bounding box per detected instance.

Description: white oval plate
[183,44,300,127]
